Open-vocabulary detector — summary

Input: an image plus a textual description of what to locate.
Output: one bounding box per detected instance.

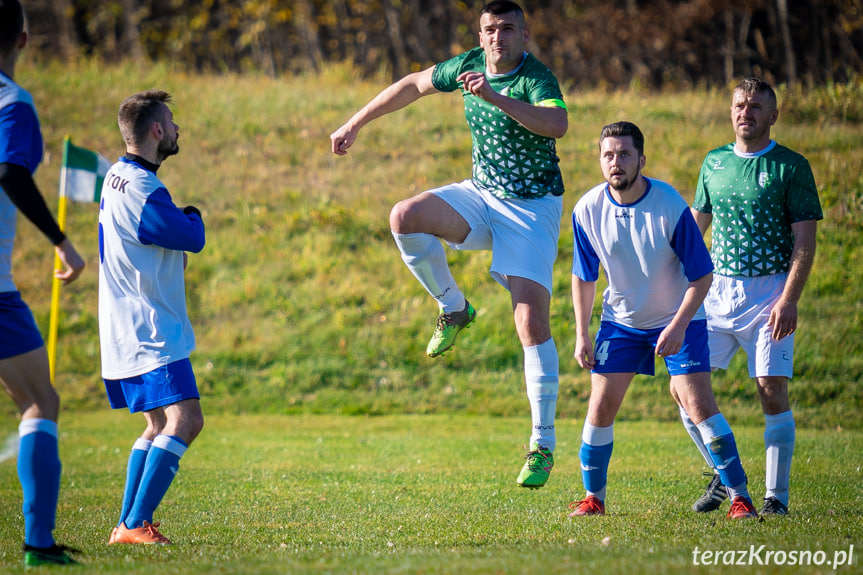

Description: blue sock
[579,422,614,502]
[696,414,749,500]
[123,435,187,529]
[118,438,152,527]
[18,419,61,548]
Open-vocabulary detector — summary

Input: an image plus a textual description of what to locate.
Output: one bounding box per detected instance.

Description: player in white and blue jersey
[99,90,205,545]
[568,121,757,519]
[0,0,85,566]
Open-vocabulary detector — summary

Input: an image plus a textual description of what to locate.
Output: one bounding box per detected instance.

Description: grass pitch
[0,413,860,573]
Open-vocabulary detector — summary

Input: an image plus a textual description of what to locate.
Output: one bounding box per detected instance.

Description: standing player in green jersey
[680,77,822,516]
[331,0,567,489]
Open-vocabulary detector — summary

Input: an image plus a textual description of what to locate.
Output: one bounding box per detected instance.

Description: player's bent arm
[54,238,86,285]
[0,162,66,245]
[670,272,713,330]
[656,272,712,357]
[331,67,439,155]
[138,189,206,253]
[691,208,712,236]
[487,93,567,138]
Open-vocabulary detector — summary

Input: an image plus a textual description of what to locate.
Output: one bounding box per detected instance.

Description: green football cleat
[426,301,476,357]
[517,445,554,489]
[23,543,80,566]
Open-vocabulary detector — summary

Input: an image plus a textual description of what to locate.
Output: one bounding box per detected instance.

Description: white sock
[679,405,715,468]
[392,233,464,312]
[524,338,558,452]
[764,410,795,505]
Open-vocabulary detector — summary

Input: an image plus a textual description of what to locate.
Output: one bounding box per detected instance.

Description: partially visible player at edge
[99,90,205,545]
[682,77,822,516]
[330,0,566,488]
[0,0,85,566]
[568,121,757,519]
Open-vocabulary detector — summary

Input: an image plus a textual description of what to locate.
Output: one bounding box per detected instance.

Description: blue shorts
[104,358,199,413]
[0,291,44,360]
[591,320,710,376]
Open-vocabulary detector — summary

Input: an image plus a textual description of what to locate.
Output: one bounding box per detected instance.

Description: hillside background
[5,1,862,429]
[23,0,863,88]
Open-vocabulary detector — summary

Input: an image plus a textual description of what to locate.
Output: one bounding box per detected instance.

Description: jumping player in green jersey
[331,0,567,489]
[681,77,822,517]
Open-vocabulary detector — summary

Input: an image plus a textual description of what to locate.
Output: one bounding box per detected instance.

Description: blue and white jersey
[98,156,205,379]
[572,178,713,330]
[0,71,43,293]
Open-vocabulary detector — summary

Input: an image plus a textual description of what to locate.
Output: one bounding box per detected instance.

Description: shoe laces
[524,448,550,470]
[143,521,170,543]
[728,497,757,518]
[569,497,603,514]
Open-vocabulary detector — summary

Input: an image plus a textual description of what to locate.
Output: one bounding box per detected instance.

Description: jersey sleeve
[670,208,714,281]
[525,58,565,109]
[0,102,40,172]
[138,188,205,253]
[571,211,600,281]
[431,49,479,93]
[692,156,712,214]
[786,159,823,223]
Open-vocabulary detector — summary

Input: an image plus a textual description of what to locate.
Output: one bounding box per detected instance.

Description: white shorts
[430,180,563,295]
[704,273,794,378]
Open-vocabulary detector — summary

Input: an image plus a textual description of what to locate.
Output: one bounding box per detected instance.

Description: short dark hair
[0,0,24,55]
[481,1,525,25]
[600,121,645,156]
[733,76,777,109]
[118,90,173,146]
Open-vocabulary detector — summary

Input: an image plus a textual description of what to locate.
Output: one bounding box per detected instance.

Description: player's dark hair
[0,0,25,55]
[733,76,777,109]
[481,1,525,25]
[600,121,645,156]
[118,90,174,146]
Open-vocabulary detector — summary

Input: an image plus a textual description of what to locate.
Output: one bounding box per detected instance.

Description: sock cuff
[696,413,733,440]
[18,418,57,438]
[132,437,153,452]
[582,422,614,446]
[152,434,187,458]
[764,410,795,427]
[524,338,559,377]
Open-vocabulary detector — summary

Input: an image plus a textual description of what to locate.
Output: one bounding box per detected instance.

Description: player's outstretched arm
[330,66,438,155]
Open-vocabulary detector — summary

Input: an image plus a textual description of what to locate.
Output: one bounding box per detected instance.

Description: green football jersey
[693,141,822,277]
[432,47,566,199]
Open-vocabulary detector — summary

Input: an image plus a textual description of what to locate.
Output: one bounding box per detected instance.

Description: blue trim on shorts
[0,291,44,359]
[104,358,199,413]
[592,320,710,376]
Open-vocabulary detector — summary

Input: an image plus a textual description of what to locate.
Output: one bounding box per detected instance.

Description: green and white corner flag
[61,137,110,202]
[49,137,110,383]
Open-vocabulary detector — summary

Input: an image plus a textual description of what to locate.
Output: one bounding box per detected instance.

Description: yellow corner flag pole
[47,137,71,383]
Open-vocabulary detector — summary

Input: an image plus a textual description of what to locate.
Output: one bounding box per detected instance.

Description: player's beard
[608,167,640,192]
[157,136,179,161]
